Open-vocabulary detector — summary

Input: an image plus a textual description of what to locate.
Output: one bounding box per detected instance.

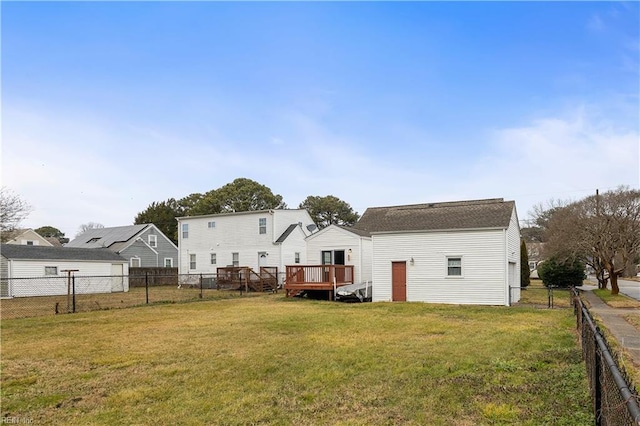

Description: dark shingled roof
[337,226,371,238]
[275,224,299,243]
[353,198,515,234]
[1,245,127,262]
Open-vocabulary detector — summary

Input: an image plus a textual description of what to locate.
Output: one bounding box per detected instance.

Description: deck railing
[285,265,354,286]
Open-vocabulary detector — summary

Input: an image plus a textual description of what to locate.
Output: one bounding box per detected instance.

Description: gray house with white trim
[66,224,178,268]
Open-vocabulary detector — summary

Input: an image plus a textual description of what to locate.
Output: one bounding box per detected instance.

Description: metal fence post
[145,272,149,304]
[72,275,76,313]
[199,274,203,299]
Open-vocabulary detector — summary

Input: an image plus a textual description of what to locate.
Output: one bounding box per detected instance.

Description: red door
[391,262,406,301]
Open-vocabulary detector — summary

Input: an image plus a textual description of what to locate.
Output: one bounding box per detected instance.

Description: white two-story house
[177,209,316,283]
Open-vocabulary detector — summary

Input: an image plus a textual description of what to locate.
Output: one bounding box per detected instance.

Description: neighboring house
[66,224,178,268]
[526,242,545,279]
[4,229,54,247]
[353,198,521,306]
[305,224,373,284]
[0,244,129,297]
[177,209,316,281]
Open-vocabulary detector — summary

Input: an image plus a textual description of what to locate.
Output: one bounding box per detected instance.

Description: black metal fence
[0,273,277,320]
[572,288,640,425]
[510,285,573,308]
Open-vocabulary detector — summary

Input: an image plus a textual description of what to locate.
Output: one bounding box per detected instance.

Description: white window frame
[148,234,157,248]
[294,252,300,264]
[130,257,141,268]
[164,258,173,268]
[26,240,34,246]
[182,223,189,239]
[44,266,58,276]
[190,254,196,270]
[210,253,217,265]
[208,221,216,229]
[259,218,267,235]
[232,252,239,267]
[446,256,463,277]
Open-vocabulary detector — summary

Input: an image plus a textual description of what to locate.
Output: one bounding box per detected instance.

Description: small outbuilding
[353,198,521,306]
[1,245,129,297]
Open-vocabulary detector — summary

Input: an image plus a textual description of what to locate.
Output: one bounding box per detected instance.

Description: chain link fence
[0,273,277,320]
[572,288,640,425]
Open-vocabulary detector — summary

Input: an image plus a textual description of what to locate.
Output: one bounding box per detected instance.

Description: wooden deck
[284,265,354,297]
[216,266,278,292]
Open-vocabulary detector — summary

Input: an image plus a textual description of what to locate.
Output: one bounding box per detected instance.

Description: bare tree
[76,222,105,237]
[0,187,32,242]
[545,187,640,294]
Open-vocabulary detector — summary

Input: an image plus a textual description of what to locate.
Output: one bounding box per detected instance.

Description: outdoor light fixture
[410,257,415,265]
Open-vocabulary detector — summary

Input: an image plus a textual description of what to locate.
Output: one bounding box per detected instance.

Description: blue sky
[2,1,639,238]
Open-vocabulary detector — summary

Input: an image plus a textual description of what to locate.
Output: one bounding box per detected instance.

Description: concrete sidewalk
[577,286,640,369]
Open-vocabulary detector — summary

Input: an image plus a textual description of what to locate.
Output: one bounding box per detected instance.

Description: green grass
[1,295,592,425]
[593,289,640,308]
[517,280,572,308]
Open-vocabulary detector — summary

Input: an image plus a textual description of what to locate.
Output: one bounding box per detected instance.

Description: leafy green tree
[520,239,530,288]
[35,226,69,244]
[537,257,585,288]
[214,178,286,212]
[299,195,360,229]
[134,199,184,244]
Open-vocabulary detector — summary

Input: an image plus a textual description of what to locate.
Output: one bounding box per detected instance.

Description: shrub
[537,257,584,288]
[520,240,530,288]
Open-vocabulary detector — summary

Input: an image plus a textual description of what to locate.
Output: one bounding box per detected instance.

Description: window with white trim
[208,221,216,229]
[182,223,189,239]
[294,252,300,264]
[210,253,217,265]
[190,254,196,270]
[44,266,58,276]
[130,257,141,268]
[259,218,267,234]
[447,257,462,276]
[164,258,173,268]
[26,241,34,246]
[232,252,239,267]
[148,234,157,248]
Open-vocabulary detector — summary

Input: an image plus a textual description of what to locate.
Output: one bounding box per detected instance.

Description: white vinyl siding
[372,229,506,305]
[177,209,315,276]
[306,225,373,283]
[5,260,129,297]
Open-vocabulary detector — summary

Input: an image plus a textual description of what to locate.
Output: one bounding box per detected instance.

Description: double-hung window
[190,254,197,270]
[44,266,58,276]
[208,221,216,229]
[447,257,462,277]
[148,234,157,248]
[210,253,217,265]
[232,253,239,267]
[259,218,267,234]
[182,224,189,239]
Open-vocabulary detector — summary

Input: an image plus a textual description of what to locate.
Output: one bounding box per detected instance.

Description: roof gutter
[370,226,508,236]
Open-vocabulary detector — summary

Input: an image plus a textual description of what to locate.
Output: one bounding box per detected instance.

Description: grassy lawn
[625,313,640,331]
[1,295,592,425]
[593,289,640,308]
[516,280,572,308]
